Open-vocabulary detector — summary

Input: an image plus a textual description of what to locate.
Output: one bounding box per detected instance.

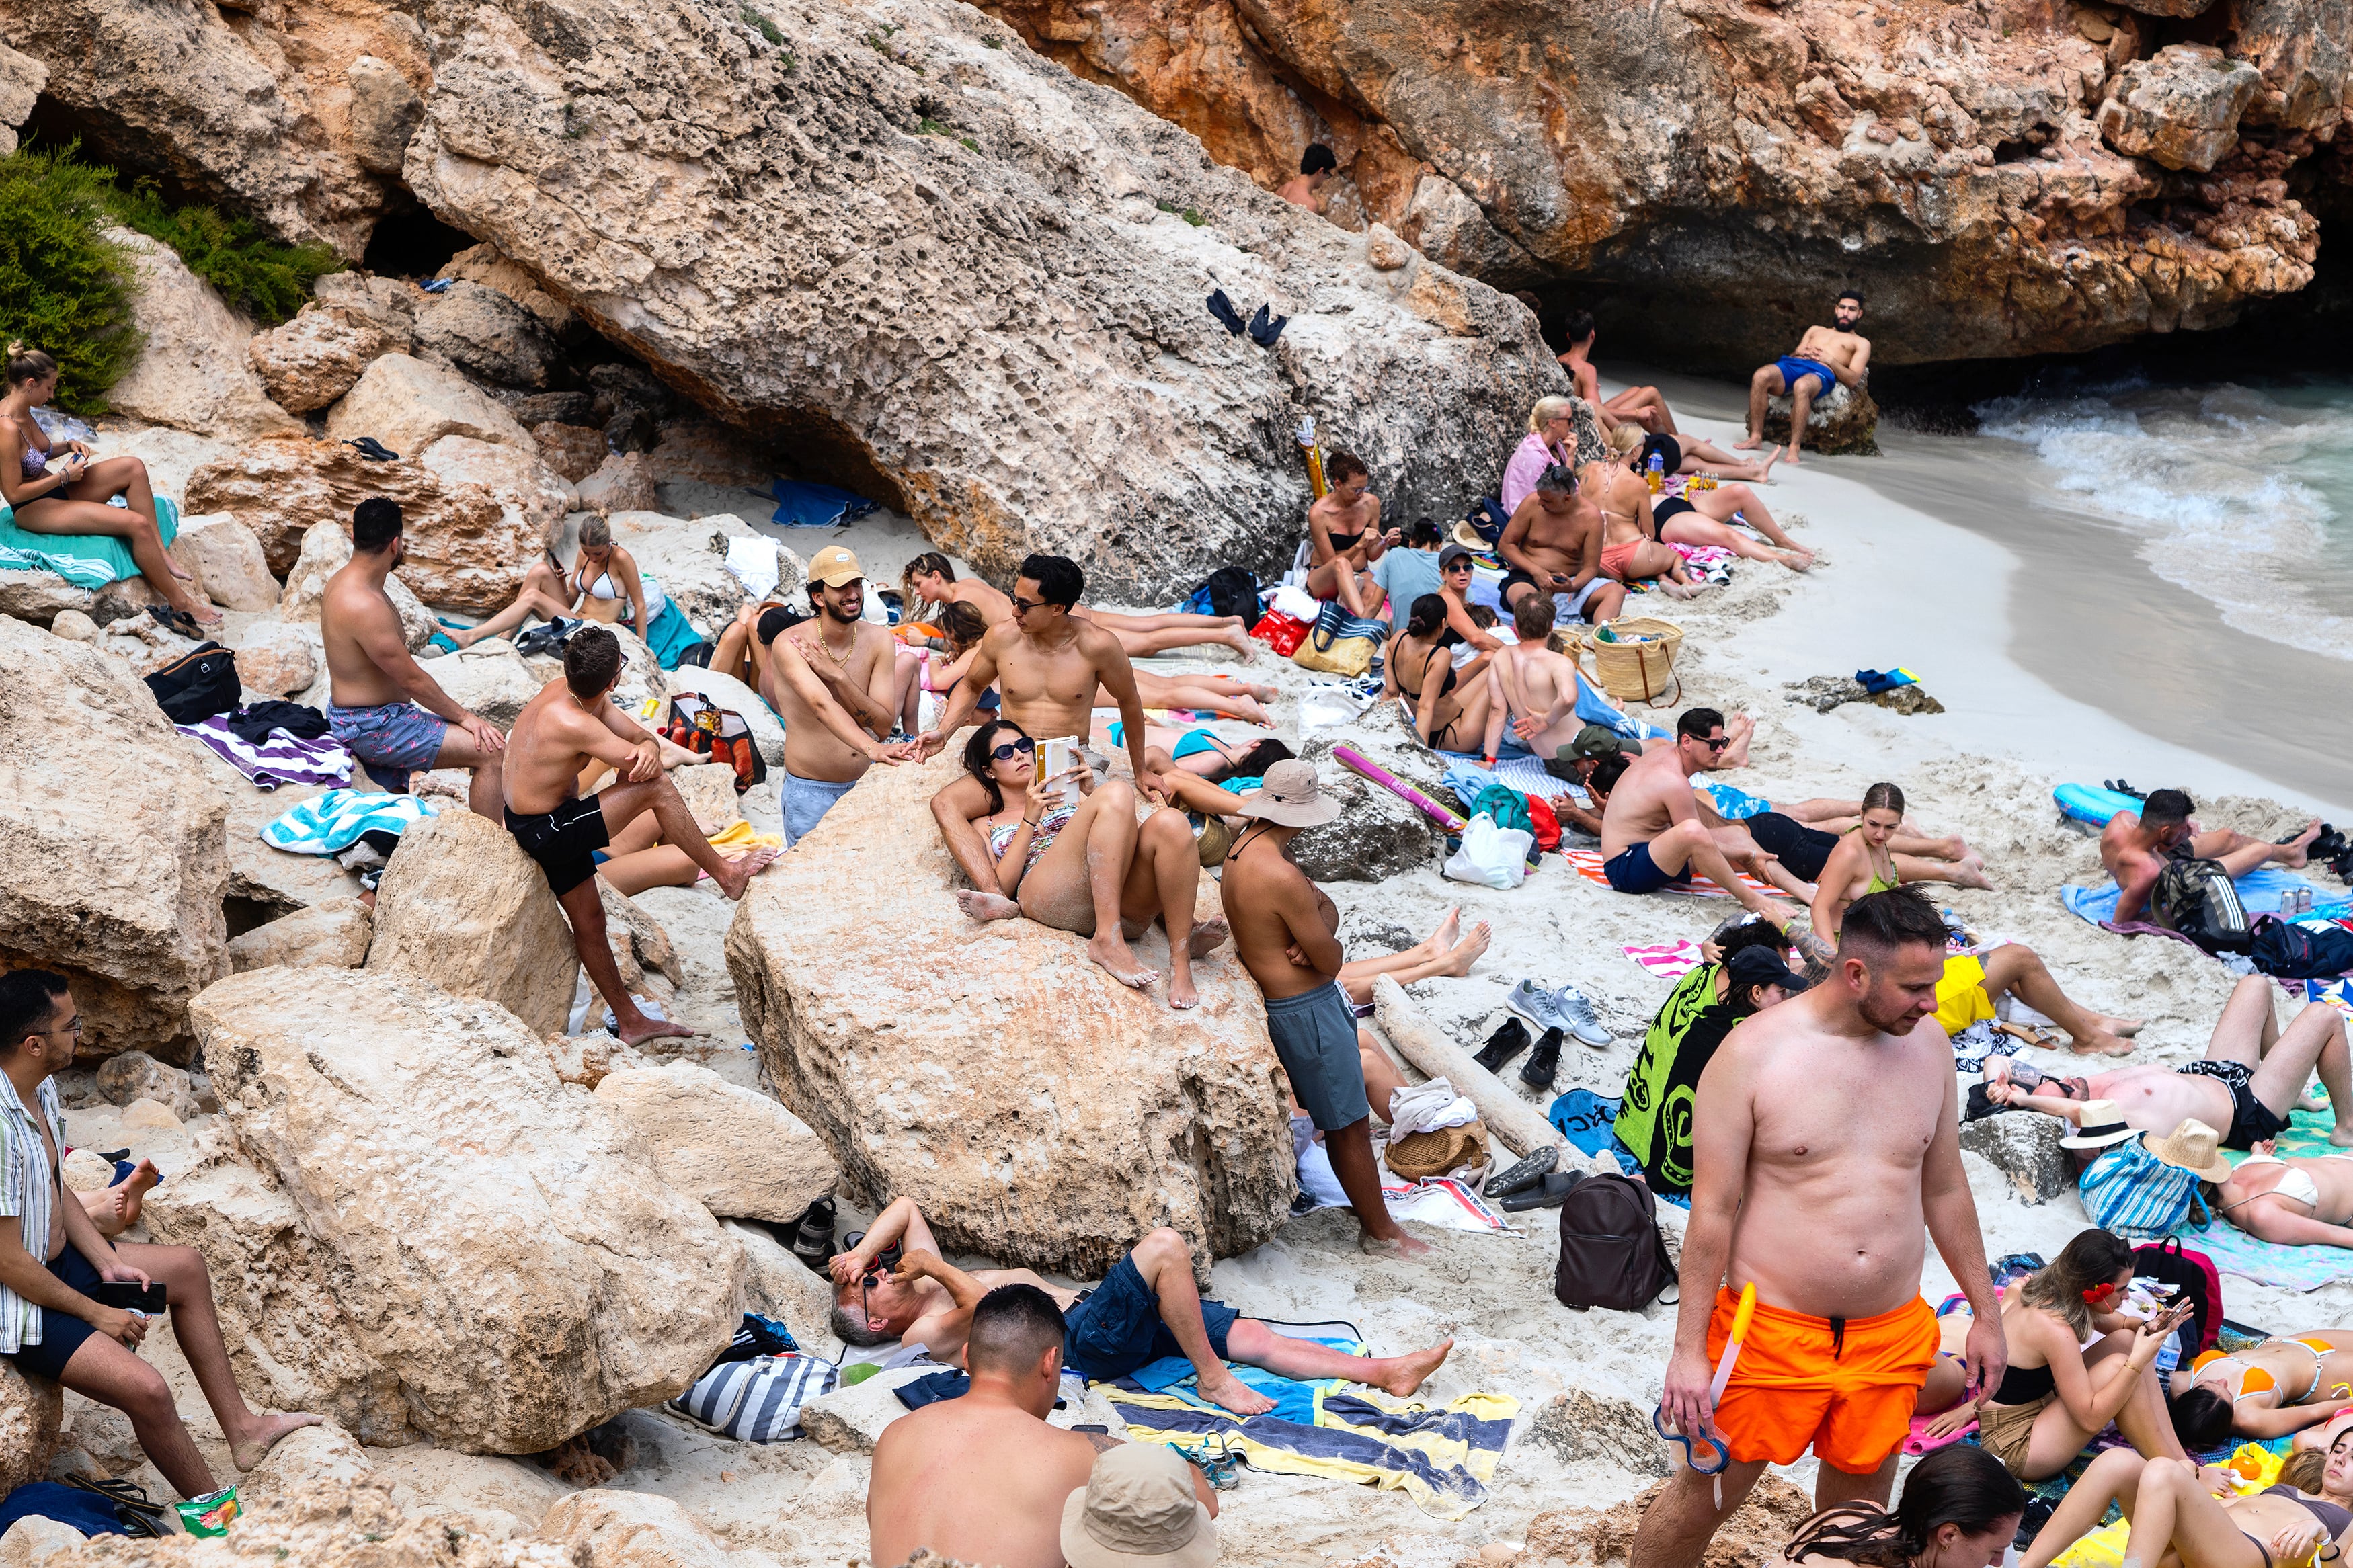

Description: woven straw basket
[1567,616,1684,705]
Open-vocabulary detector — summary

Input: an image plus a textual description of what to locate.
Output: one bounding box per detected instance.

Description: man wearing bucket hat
[1222,759,1425,1257]
[1062,1446,1219,1568]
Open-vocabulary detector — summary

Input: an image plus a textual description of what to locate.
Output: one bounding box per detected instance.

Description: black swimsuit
[1400,636,1468,749]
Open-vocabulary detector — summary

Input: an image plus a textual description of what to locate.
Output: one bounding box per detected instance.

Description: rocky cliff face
[984,0,2341,365]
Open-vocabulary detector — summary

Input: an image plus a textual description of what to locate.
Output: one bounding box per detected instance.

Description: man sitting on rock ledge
[0,971,319,1501]
[321,497,508,813]
[1737,290,1871,464]
[831,1198,1452,1416]
[501,626,781,1046]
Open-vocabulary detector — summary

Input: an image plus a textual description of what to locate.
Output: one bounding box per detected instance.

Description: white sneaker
[1505,980,1568,1034]
[1552,983,1612,1046]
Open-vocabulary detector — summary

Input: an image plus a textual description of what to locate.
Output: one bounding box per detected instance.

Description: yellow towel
[709,820,782,853]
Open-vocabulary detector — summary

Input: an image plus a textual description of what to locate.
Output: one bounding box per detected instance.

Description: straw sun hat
[2145,1118,2235,1183]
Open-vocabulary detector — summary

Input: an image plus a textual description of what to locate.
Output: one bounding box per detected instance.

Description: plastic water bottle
[1646,452,1665,493]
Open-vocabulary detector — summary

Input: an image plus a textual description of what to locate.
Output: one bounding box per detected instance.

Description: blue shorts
[781,770,859,848]
[1603,840,1693,894]
[5,1243,103,1381]
[1775,356,1837,396]
[1063,1253,1240,1382]
[328,700,450,794]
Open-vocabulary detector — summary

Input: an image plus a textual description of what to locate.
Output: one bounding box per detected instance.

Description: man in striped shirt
[0,972,318,1498]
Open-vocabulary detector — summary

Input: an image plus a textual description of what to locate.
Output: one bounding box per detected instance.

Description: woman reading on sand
[936,718,1228,1009]
[1769,1446,2024,1568]
[0,345,217,630]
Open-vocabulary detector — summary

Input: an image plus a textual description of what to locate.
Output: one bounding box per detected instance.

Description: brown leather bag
[1552,1173,1677,1313]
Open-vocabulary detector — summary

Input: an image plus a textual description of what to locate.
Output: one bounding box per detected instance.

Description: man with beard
[1630,887,2005,1568]
[764,545,912,845]
[1736,290,1872,464]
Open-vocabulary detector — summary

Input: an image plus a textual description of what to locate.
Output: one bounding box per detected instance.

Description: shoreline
[1620,367,2353,822]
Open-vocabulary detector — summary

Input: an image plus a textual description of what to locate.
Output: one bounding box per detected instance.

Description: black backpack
[1553,1172,1677,1313]
[143,641,242,725]
[2152,857,2252,953]
[2132,1237,2223,1362]
[1198,566,1260,624]
[2250,915,2353,979]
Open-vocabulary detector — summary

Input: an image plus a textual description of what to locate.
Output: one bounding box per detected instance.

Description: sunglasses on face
[992,737,1036,761]
[1698,735,1728,751]
[1010,597,1045,615]
[1445,562,1472,573]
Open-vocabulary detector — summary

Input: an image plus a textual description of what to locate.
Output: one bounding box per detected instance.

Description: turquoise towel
[0,495,181,587]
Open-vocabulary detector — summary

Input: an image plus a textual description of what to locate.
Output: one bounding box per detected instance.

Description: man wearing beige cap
[1222,759,1425,1258]
[1063,1446,1218,1567]
[763,544,908,845]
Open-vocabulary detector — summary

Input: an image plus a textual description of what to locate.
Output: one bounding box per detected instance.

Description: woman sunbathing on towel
[2171,1332,2353,1444]
[934,718,1229,1009]
[1973,1229,2200,1480]
[2212,1143,2353,1251]
[2019,1446,2353,1568]
[1771,1444,2023,1568]
[0,345,218,628]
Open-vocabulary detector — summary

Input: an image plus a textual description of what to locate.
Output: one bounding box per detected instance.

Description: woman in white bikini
[2213,1144,2353,1251]
[450,515,663,647]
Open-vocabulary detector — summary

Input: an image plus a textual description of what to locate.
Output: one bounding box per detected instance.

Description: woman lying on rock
[0,971,317,1502]
[934,717,1230,1009]
[0,345,218,629]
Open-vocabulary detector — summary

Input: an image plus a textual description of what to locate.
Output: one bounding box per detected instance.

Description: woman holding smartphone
[1975,1228,2202,1479]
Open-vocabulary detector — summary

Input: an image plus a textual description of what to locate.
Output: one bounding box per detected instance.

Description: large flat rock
[724,747,1294,1276]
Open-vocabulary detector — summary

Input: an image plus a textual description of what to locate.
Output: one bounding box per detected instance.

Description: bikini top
[2264,1486,2353,1540]
[17,444,44,479]
[1991,1361,2057,1405]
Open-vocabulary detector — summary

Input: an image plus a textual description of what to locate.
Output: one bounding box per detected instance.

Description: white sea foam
[1974,378,2353,663]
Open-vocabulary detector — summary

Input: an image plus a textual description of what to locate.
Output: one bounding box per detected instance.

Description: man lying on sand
[2101,787,2321,924]
[1986,975,2353,1150]
[502,628,781,1046]
[832,1199,1453,1415]
[865,1282,1218,1568]
[1599,707,1804,917]
[1738,290,1871,464]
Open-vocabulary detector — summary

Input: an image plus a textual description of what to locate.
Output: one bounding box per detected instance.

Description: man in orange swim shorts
[1630,888,2008,1568]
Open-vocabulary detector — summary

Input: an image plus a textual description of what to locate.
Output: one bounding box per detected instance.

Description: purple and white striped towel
[177,716,352,791]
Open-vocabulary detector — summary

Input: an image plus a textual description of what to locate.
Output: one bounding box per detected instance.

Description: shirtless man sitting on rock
[1737,290,1872,464]
[1497,462,1624,627]
[902,550,1255,659]
[320,498,506,813]
[1985,973,2353,1151]
[760,545,915,845]
[1599,707,1805,917]
[501,626,781,1046]
[866,1282,1214,1568]
[1630,888,2004,1568]
[832,1198,1451,1415]
[2099,787,2321,925]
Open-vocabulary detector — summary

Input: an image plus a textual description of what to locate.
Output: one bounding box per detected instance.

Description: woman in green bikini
[1809,782,1992,946]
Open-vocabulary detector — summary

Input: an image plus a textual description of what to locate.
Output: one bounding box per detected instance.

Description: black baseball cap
[1438,544,1474,570]
[1725,945,1808,996]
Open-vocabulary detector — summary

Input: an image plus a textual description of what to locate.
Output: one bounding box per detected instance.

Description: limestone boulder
[446,243,582,339]
[2099,45,2264,171]
[196,759,366,917]
[1293,737,1439,882]
[0,1362,61,1495]
[721,1219,837,1350]
[575,452,660,517]
[238,1422,379,1508]
[345,55,425,177]
[1763,380,1880,457]
[424,643,547,729]
[93,1052,200,1121]
[543,1034,649,1091]
[673,763,746,836]
[418,435,574,573]
[140,1153,418,1446]
[539,1490,737,1568]
[0,572,93,627]
[233,621,321,697]
[0,620,230,1061]
[1960,1110,2075,1206]
[366,809,580,1038]
[275,518,437,651]
[0,42,42,161]
[102,230,301,440]
[535,423,610,483]
[594,1062,839,1223]
[604,511,759,635]
[2228,0,2350,129]
[0,1516,84,1568]
[725,748,1293,1276]
[311,274,421,347]
[46,610,95,641]
[190,967,745,1452]
[414,282,565,390]
[228,899,374,973]
[247,306,397,415]
[325,354,534,459]
[165,513,278,612]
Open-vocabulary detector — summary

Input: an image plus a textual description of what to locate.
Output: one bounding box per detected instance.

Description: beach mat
[1564,847,1774,899]
[2062,867,2325,928]
[1623,940,1706,981]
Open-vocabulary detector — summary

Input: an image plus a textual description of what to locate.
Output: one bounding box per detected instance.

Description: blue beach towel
[643,596,705,669]
[0,495,181,587]
[1546,1089,1683,1202]
[770,479,878,528]
[2063,867,2326,927]
[260,788,440,856]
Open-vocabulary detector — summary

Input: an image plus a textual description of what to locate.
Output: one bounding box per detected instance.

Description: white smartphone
[1041,738,1082,807]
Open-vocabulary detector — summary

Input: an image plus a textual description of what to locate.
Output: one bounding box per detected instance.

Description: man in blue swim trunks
[1737,290,1872,465]
[1599,708,1806,917]
[826,1197,1453,1416]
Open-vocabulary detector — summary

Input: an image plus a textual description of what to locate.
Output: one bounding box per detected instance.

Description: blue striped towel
[260,789,439,856]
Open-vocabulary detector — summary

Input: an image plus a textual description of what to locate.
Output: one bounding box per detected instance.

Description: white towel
[1270,584,1323,623]
[1388,1077,1478,1139]
[725,536,782,600]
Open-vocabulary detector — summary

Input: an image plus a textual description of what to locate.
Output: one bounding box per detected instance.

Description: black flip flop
[343,436,401,462]
[1499,1170,1587,1212]
[1247,304,1288,347]
[1205,290,1246,335]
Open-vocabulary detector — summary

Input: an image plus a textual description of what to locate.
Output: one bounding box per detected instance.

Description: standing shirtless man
[1737,291,1871,464]
[1630,887,2005,1568]
[762,545,906,845]
[1599,708,1805,915]
[319,498,506,813]
[1497,463,1624,626]
[1222,761,1424,1257]
[501,628,779,1046]
[2100,787,2321,925]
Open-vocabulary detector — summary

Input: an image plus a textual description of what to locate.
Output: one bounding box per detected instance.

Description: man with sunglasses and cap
[1599,708,1806,917]
[1222,759,1425,1258]
[762,544,912,846]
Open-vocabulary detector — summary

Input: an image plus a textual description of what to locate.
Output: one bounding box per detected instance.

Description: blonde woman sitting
[1604,425,1814,569]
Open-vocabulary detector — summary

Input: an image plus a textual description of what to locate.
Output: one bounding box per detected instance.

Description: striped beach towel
[177,716,351,791]
[1562,847,1774,899]
[1622,940,1706,981]
[260,788,438,856]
